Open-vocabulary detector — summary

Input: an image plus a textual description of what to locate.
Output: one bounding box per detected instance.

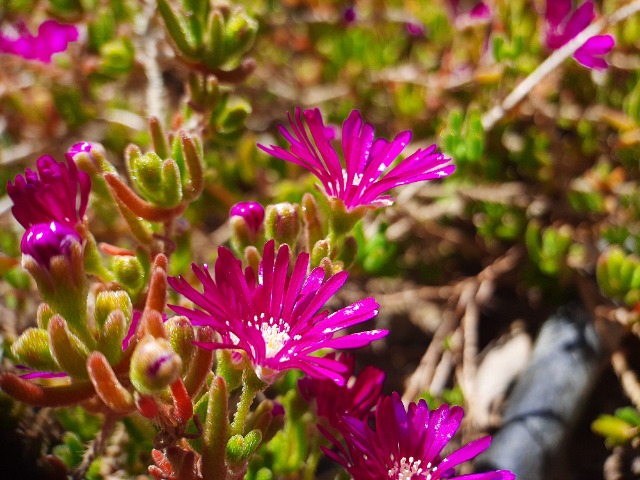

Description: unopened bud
[112,255,145,295]
[265,202,301,248]
[130,336,182,395]
[94,290,133,331]
[21,221,80,268]
[12,328,60,372]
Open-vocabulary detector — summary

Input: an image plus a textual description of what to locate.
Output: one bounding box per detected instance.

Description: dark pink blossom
[298,352,385,428]
[258,108,454,210]
[168,240,387,384]
[20,221,80,267]
[230,202,265,235]
[0,19,78,63]
[448,1,492,29]
[321,392,515,480]
[7,152,91,230]
[544,0,614,70]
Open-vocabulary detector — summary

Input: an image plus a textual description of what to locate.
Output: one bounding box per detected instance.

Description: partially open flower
[21,221,80,267]
[544,0,614,70]
[7,153,90,230]
[0,19,78,64]
[168,240,387,385]
[298,352,385,429]
[258,108,454,211]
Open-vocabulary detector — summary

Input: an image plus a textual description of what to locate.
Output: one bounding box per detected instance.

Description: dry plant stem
[72,413,119,480]
[430,350,454,397]
[603,447,624,480]
[460,285,480,402]
[402,247,522,402]
[403,311,459,403]
[135,0,165,119]
[482,0,640,130]
[611,349,640,410]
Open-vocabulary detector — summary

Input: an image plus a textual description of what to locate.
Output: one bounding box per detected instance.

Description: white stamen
[253,315,290,358]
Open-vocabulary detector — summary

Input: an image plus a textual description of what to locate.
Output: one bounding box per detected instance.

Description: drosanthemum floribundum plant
[0,19,78,63]
[298,352,385,429]
[7,153,90,230]
[321,392,515,480]
[258,108,454,211]
[168,240,387,384]
[544,0,614,70]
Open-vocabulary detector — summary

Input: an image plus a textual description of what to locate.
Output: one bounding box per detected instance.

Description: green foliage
[592,407,640,448]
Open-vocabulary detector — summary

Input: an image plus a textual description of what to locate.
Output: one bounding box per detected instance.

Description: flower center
[252,314,290,358]
[388,455,437,480]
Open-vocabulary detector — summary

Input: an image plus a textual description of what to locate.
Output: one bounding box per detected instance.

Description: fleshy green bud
[94,290,133,331]
[302,193,324,251]
[311,239,330,269]
[12,328,60,372]
[99,38,135,76]
[130,336,182,395]
[126,147,183,208]
[158,0,198,58]
[165,316,196,375]
[100,310,127,365]
[223,8,258,60]
[48,315,90,378]
[218,99,252,133]
[36,303,55,330]
[112,255,145,296]
[205,10,225,68]
[265,202,302,248]
[226,430,262,466]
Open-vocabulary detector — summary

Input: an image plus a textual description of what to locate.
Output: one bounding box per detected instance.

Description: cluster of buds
[158,0,258,82]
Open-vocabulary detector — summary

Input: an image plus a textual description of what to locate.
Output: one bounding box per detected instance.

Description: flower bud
[112,255,145,296]
[125,146,183,208]
[264,202,301,248]
[21,221,80,267]
[311,239,330,269]
[94,290,133,331]
[230,202,264,234]
[302,193,323,251]
[12,328,60,372]
[165,316,195,375]
[230,201,264,255]
[226,430,262,466]
[130,336,182,395]
[223,8,258,60]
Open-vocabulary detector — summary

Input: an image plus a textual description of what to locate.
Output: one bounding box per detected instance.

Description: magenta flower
[258,108,454,210]
[448,1,491,29]
[21,221,80,267]
[298,352,385,428]
[7,152,90,230]
[321,392,515,480]
[0,19,78,63]
[168,240,387,384]
[544,0,614,70]
[230,201,265,235]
